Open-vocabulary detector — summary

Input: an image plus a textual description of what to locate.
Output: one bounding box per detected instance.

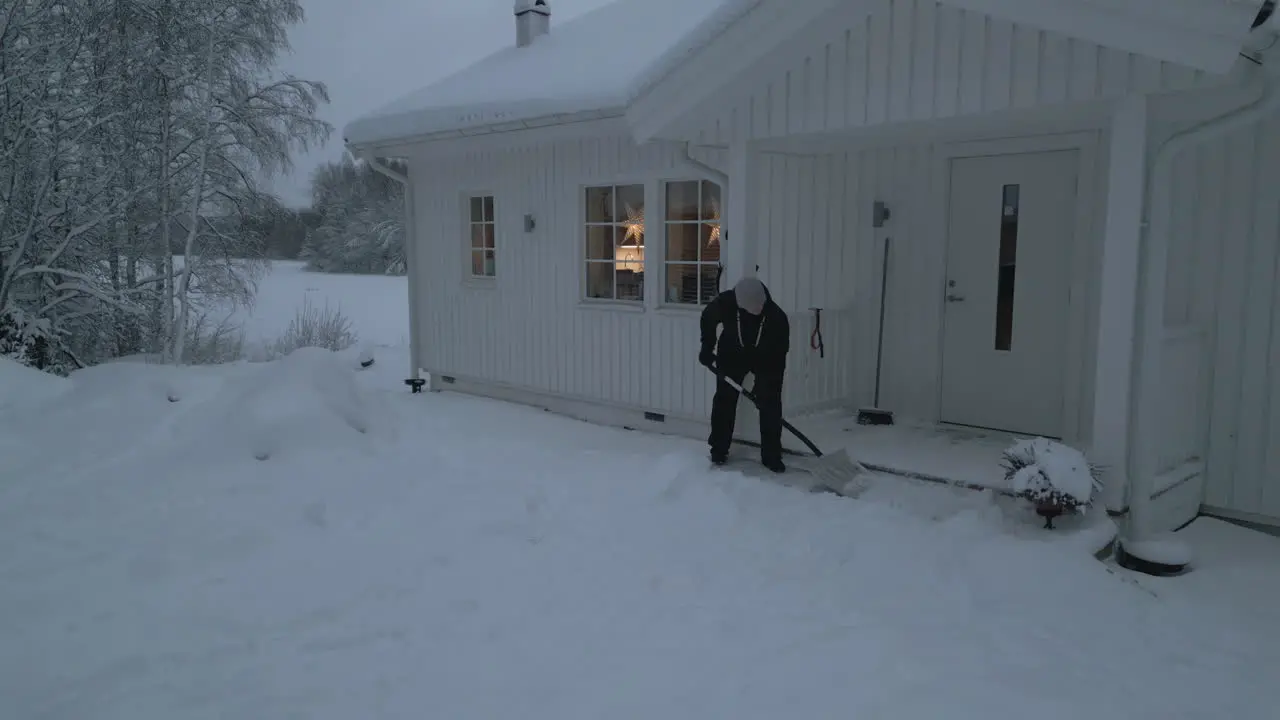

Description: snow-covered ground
[232,260,409,350]
[3,263,1279,718]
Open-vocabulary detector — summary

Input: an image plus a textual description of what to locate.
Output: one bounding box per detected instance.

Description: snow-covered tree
[300,154,406,275]
[0,0,331,370]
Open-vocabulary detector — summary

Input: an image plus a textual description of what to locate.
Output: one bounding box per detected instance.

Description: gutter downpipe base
[1122,56,1279,572]
[357,147,422,383]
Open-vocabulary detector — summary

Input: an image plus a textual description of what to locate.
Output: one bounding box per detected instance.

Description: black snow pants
[708,369,784,464]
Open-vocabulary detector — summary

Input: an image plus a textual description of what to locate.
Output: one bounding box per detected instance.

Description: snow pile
[0,357,68,411]
[1122,535,1195,567]
[2,347,1279,717]
[1003,437,1100,509]
[176,347,381,462]
[69,358,187,404]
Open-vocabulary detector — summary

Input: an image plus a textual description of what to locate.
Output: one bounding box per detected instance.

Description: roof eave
[626,0,1266,144]
[625,0,852,144]
[346,108,625,157]
[940,0,1264,73]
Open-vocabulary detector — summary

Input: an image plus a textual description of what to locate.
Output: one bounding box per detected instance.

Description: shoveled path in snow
[1,349,1277,719]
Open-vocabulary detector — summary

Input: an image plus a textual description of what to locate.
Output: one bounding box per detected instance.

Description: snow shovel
[712,368,872,497]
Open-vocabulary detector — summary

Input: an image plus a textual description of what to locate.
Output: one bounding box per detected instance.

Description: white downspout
[678,142,729,187]
[361,150,423,382]
[1126,59,1279,543]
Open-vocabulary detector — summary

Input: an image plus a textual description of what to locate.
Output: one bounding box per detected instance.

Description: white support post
[1091,94,1148,513]
[724,135,762,439]
[724,137,759,286]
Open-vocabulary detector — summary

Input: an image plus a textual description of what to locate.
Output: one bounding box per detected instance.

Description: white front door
[939,150,1079,438]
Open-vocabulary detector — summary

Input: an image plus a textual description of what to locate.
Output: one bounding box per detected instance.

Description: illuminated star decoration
[706,196,721,246]
[622,203,645,245]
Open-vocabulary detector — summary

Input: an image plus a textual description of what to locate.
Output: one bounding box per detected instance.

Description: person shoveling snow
[699,277,868,495]
[699,276,791,472]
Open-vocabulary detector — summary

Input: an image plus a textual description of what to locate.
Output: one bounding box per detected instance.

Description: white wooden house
[345,0,1280,535]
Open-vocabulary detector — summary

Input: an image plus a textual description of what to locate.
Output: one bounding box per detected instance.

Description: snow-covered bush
[183,312,247,365]
[268,297,357,358]
[0,308,74,375]
[1001,437,1102,528]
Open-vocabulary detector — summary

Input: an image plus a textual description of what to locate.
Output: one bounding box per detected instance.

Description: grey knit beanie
[734,276,766,315]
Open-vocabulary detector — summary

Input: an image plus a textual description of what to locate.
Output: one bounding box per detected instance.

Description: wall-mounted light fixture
[872,201,891,228]
[524,213,536,233]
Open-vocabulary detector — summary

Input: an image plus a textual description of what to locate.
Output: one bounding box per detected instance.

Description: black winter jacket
[700,285,790,378]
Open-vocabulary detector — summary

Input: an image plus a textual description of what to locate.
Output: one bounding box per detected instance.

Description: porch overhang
[627,0,1267,144]
[625,0,854,143]
[941,0,1263,73]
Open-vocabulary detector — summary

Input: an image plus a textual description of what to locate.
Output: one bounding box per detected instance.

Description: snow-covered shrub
[0,308,74,375]
[183,312,247,365]
[1001,437,1102,528]
[268,297,357,358]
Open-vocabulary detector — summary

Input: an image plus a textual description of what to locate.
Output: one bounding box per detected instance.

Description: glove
[698,346,716,369]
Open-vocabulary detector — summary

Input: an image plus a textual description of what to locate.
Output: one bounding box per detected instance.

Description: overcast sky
[271,0,613,208]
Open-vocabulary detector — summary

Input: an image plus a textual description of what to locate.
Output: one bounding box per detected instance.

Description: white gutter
[1126,54,1279,541]
[360,149,424,382]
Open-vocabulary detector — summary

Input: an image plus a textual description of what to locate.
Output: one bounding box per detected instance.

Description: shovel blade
[792,449,873,497]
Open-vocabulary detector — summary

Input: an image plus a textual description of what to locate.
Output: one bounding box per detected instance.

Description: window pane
[665,223,699,262]
[616,241,644,273]
[586,225,614,260]
[994,183,1020,352]
[700,222,721,263]
[586,186,614,223]
[483,224,495,249]
[618,218,645,250]
[483,196,494,222]
[700,181,721,222]
[483,249,495,277]
[470,224,485,250]
[666,181,699,222]
[586,261,613,299]
[699,263,721,304]
[616,184,645,223]
[471,249,485,276]
[469,197,483,223]
[664,263,699,304]
[616,263,644,302]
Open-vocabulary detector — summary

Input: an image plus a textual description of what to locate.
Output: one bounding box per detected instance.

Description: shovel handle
[710,364,825,458]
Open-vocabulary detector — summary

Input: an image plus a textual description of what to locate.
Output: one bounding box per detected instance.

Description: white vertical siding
[1163,108,1280,521]
[751,142,980,421]
[413,135,728,422]
[682,0,1212,144]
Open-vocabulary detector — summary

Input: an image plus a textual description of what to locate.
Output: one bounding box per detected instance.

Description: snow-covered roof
[343,0,736,150]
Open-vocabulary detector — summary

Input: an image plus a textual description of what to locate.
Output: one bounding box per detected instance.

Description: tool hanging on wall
[809,307,825,358]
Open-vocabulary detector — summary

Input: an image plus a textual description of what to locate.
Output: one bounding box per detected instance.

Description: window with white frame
[467,195,495,278]
[584,183,645,301]
[662,180,721,305]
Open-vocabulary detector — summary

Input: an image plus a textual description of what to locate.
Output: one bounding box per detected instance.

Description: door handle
[946,294,965,303]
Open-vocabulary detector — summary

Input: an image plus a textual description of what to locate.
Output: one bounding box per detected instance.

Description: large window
[584,184,645,301]
[663,179,721,305]
[468,195,495,278]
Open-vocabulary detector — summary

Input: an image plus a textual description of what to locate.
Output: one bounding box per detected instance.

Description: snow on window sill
[655,303,703,315]
[577,299,645,313]
[462,276,497,289]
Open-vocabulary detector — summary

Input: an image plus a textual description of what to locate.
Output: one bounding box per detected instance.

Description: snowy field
[232,260,410,350]
[2,262,1279,718]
